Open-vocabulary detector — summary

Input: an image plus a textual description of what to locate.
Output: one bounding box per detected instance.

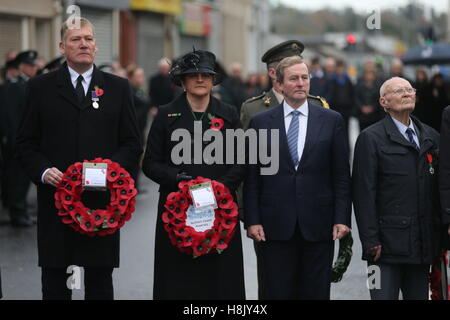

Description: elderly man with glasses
[352,77,445,300]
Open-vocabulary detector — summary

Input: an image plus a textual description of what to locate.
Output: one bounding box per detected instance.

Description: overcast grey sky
[278,0,448,13]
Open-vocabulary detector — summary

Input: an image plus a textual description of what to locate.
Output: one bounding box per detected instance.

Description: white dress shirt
[283,100,309,169]
[41,65,94,184]
[390,116,420,149]
[67,65,93,95]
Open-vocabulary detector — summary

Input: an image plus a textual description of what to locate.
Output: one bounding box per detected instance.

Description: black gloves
[176,172,193,182]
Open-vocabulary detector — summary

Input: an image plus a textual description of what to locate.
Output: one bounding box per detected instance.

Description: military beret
[261,40,305,65]
[14,50,38,66]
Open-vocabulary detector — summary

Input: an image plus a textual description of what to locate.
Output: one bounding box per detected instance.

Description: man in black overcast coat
[15,17,142,300]
[353,77,443,300]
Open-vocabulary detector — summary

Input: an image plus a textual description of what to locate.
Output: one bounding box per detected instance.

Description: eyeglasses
[389,88,417,95]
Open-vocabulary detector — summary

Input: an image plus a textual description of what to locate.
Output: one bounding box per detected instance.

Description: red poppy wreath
[54,158,137,237]
[162,177,238,257]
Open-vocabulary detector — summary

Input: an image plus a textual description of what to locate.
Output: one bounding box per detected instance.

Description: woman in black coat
[142,50,245,300]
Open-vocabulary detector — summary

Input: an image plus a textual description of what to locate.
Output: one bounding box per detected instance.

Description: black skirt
[153,193,246,300]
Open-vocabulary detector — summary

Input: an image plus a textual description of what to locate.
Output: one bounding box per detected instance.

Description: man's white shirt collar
[67,65,94,93]
[283,100,309,118]
[391,116,417,136]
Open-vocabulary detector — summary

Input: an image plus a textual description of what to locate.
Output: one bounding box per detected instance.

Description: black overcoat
[15,63,142,267]
[142,92,245,299]
[439,106,450,249]
[353,115,442,264]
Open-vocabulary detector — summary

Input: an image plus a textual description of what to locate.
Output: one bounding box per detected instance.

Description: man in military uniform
[2,50,39,227]
[240,40,329,130]
[240,40,330,299]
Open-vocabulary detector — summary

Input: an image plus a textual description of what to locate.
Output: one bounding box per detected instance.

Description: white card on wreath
[186,205,215,232]
[189,182,217,209]
[82,163,107,189]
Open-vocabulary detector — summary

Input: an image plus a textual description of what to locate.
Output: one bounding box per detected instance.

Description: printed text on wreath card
[186,206,215,232]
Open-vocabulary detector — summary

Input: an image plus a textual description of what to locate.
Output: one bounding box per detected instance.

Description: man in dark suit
[353,77,442,300]
[244,56,351,299]
[15,17,142,300]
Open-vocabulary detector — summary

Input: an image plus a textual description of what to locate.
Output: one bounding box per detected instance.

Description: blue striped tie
[287,110,300,166]
[405,128,419,151]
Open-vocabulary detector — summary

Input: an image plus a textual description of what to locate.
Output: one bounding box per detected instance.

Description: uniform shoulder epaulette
[244,92,266,104]
[308,94,330,109]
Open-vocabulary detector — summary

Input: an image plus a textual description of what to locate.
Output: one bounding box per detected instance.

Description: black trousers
[368,262,429,300]
[258,228,334,300]
[2,149,30,221]
[41,267,114,300]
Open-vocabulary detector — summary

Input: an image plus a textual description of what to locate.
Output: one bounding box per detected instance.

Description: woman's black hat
[170,49,222,86]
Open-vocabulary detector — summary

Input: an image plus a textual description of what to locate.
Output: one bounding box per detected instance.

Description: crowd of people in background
[1,48,450,227]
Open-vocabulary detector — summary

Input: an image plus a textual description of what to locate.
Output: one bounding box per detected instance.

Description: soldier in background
[240,40,329,130]
[239,40,330,299]
[2,50,39,227]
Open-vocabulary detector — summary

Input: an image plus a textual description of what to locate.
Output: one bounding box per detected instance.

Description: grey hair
[275,56,306,83]
[60,17,95,41]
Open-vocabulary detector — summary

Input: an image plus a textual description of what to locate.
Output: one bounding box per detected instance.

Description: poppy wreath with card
[54,158,137,237]
[162,177,238,258]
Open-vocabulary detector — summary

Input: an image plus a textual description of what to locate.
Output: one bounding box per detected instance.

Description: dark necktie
[287,110,300,166]
[76,75,85,103]
[405,128,419,151]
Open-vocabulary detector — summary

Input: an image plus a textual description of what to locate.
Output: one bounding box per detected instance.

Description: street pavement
[0,118,370,300]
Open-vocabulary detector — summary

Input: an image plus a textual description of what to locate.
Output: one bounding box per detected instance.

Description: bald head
[380,77,408,97]
[379,77,416,116]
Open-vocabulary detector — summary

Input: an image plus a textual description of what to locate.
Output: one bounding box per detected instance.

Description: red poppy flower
[91,209,108,227]
[221,202,238,218]
[172,217,184,228]
[193,242,208,257]
[217,193,234,209]
[105,215,119,228]
[113,178,129,189]
[61,192,74,205]
[162,211,176,224]
[107,163,121,182]
[117,187,131,200]
[118,168,131,179]
[164,223,174,233]
[203,233,218,249]
[213,182,227,198]
[174,227,189,238]
[95,88,104,96]
[116,198,129,214]
[210,118,224,131]
[164,199,180,215]
[127,186,138,198]
[216,238,229,250]
[80,214,96,232]
[221,219,237,230]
